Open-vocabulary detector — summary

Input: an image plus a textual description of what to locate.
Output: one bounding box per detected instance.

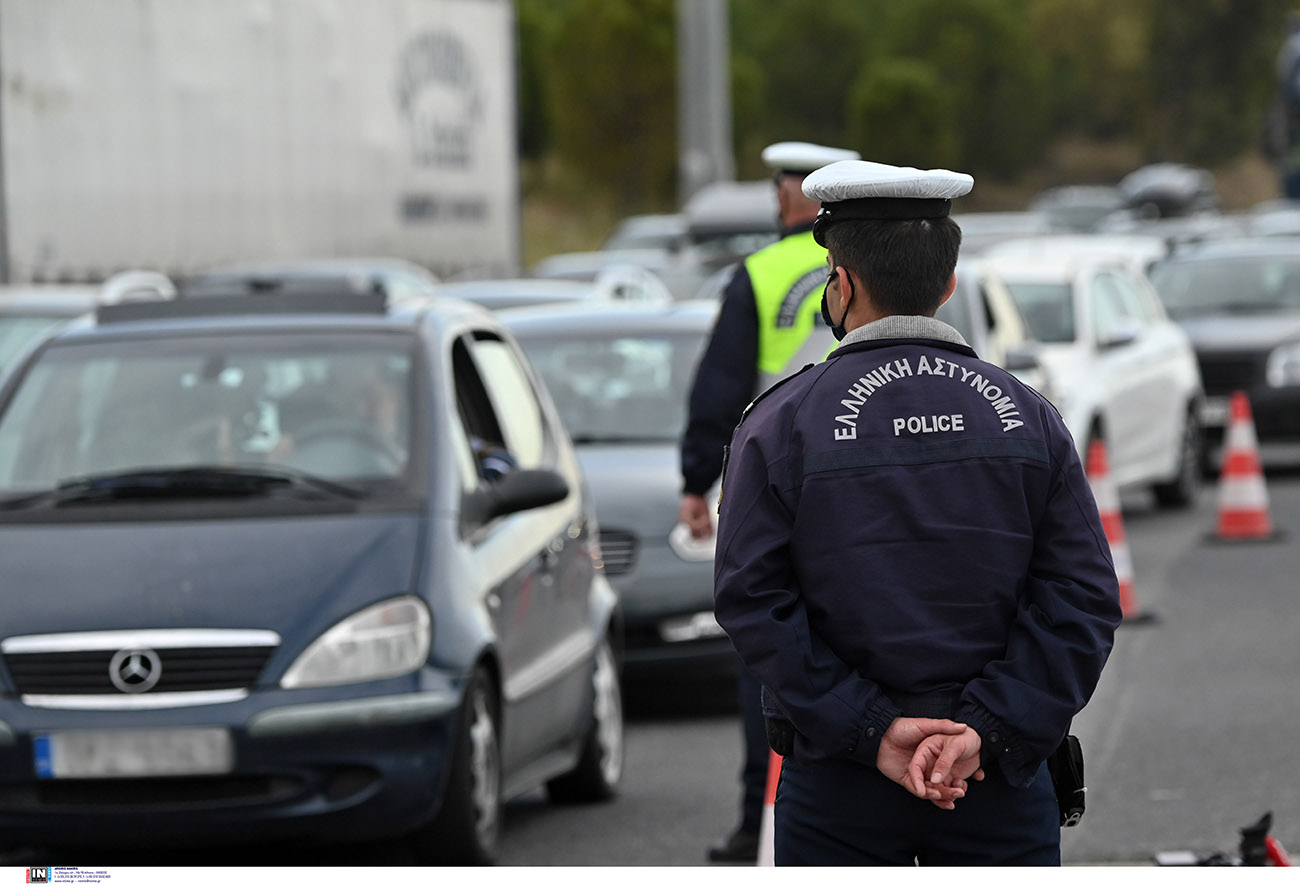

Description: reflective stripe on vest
[747,230,835,391]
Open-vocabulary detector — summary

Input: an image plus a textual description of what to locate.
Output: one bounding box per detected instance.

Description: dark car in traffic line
[0,286,622,864]
[1148,237,1300,467]
[499,300,733,688]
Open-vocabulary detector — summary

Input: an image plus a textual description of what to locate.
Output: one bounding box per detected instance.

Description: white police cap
[761,142,861,176]
[802,160,974,245]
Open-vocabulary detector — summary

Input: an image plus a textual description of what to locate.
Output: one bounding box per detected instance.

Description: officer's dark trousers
[737,662,768,834]
[774,753,1060,866]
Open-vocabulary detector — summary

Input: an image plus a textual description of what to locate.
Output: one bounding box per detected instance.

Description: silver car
[500,300,734,686]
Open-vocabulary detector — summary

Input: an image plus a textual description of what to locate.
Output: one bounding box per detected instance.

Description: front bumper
[1201,386,1300,445]
[0,675,463,850]
[607,543,736,682]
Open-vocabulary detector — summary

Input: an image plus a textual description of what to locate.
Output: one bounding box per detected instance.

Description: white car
[980,252,1204,507]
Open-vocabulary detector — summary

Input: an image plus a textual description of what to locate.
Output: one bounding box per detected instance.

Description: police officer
[678,141,860,864]
[712,159,1123,866]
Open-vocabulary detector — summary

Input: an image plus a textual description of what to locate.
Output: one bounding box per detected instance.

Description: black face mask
[820,268,855,341]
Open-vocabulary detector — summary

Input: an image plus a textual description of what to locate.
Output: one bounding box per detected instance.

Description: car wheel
[410,667,501,865]
[545,635,623,804]
[1153,408,1202,509]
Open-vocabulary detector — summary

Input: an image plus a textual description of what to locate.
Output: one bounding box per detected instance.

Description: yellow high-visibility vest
[746,230,836,392]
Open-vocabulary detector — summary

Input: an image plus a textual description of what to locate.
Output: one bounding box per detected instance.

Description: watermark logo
[26,870,51,883]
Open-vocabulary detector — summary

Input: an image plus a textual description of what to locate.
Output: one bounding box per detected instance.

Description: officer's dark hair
[823,216,962,316]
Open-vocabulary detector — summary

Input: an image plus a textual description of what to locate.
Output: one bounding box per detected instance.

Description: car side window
[1091,272,1140,343]
[1108,271,1161,327]
[467,334,547,470]
[451,337,509,487]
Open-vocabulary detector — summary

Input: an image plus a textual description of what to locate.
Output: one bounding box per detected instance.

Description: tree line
[517,0,1298,211]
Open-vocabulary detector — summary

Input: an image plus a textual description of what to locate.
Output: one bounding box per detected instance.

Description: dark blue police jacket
[713,317,1122,789]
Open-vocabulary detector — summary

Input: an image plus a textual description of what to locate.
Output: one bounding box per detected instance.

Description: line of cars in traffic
[1,199,1297,863]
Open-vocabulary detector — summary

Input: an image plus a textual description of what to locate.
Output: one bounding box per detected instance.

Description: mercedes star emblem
[109,647,163,693]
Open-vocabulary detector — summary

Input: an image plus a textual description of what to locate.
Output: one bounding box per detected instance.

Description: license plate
[1201,396,1229,427]
[34,728,233,778]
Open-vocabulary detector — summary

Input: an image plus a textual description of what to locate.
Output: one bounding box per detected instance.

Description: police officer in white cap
[678,141,859,863]
[712,160,1122,865]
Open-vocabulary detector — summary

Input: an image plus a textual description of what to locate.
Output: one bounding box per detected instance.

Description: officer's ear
[936,272,957,309]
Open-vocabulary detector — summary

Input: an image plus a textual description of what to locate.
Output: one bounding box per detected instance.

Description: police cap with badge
[800,160,974,339]
[801,160,975,245]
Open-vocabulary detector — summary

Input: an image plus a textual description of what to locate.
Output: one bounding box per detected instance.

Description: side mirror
[1098,321,1140,350]
[463,468,570,524]
[1004,344,1041,373]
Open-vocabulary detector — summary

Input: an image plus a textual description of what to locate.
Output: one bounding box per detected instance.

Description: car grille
[598,529,638,576]
[1197,352,1264,396]
[4,646,275,695]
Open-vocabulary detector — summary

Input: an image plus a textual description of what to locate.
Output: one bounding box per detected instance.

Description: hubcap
[468,688,501,848]
[592,642,624,786]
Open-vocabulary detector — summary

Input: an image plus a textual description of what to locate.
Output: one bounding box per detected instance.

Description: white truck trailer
[0,0,519,283]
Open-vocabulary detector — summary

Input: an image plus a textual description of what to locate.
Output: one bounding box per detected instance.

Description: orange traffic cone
[1087,438,1156,625]
[1210,392,1282,542]
[757,750,781,866]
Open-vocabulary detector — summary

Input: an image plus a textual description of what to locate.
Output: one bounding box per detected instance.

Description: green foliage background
[516,0,1298,252]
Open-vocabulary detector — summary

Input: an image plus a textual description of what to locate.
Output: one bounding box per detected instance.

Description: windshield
[1149,256,1300,319]
[515,331,707,443]
[1004,282,1076,343]
[0,315,72,372]
[0,332,415,494]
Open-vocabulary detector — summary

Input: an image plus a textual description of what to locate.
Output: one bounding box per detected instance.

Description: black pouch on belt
[1048,734,1086,827]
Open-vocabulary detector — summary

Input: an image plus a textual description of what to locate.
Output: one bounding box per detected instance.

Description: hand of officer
[876,718,970,806]
[679,494,714,539]
[907,729,985,810]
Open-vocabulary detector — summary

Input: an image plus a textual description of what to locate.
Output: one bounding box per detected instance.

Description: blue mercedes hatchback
[0,286,623,864]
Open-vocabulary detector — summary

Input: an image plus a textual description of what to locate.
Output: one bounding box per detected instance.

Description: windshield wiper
[0,465,368,509]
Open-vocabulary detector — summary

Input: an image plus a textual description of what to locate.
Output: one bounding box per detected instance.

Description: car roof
[982,234,1170,263]
[0,285,104,315]
[529,249,678,279]
[496,298,719,336]
[39,289,500,347]
[681,180,779,236]
[980,251,1127,281]
[1157,235,1300,263]
[182,257,440,288]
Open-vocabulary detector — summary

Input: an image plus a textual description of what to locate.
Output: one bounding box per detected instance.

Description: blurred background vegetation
[516,0,1299,266]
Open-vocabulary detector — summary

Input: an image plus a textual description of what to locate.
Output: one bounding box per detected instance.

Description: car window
[1091,271,1144,342]
[0,315,69,371]
[1092,271,1133,340]
[1004,282,1075,343]
[514,331,707,443]
[466,335,547,469]
[0,334,415,492]
[1150,255,1300,319]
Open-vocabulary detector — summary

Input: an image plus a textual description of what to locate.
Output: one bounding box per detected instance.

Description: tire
[1153,408,1202,509]
[409,667,502,865]
[545,636,624,804]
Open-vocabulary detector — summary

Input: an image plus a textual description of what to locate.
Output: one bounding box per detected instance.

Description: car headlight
[1266,343,1300,387]
[668,487,720,562]
[281,597,431,689]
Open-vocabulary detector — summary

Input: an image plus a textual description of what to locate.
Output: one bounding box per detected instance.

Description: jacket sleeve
[956,422,1123,787]
[680,264,760,496]
[713,411,901,766]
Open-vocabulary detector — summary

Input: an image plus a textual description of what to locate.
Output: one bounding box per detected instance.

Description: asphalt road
[6,466,1299,868]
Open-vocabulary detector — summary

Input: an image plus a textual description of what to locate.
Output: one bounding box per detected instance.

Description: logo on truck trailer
[394,31,484,169]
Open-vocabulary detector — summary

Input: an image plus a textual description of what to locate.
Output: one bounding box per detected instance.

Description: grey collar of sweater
[836,314,969,349]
